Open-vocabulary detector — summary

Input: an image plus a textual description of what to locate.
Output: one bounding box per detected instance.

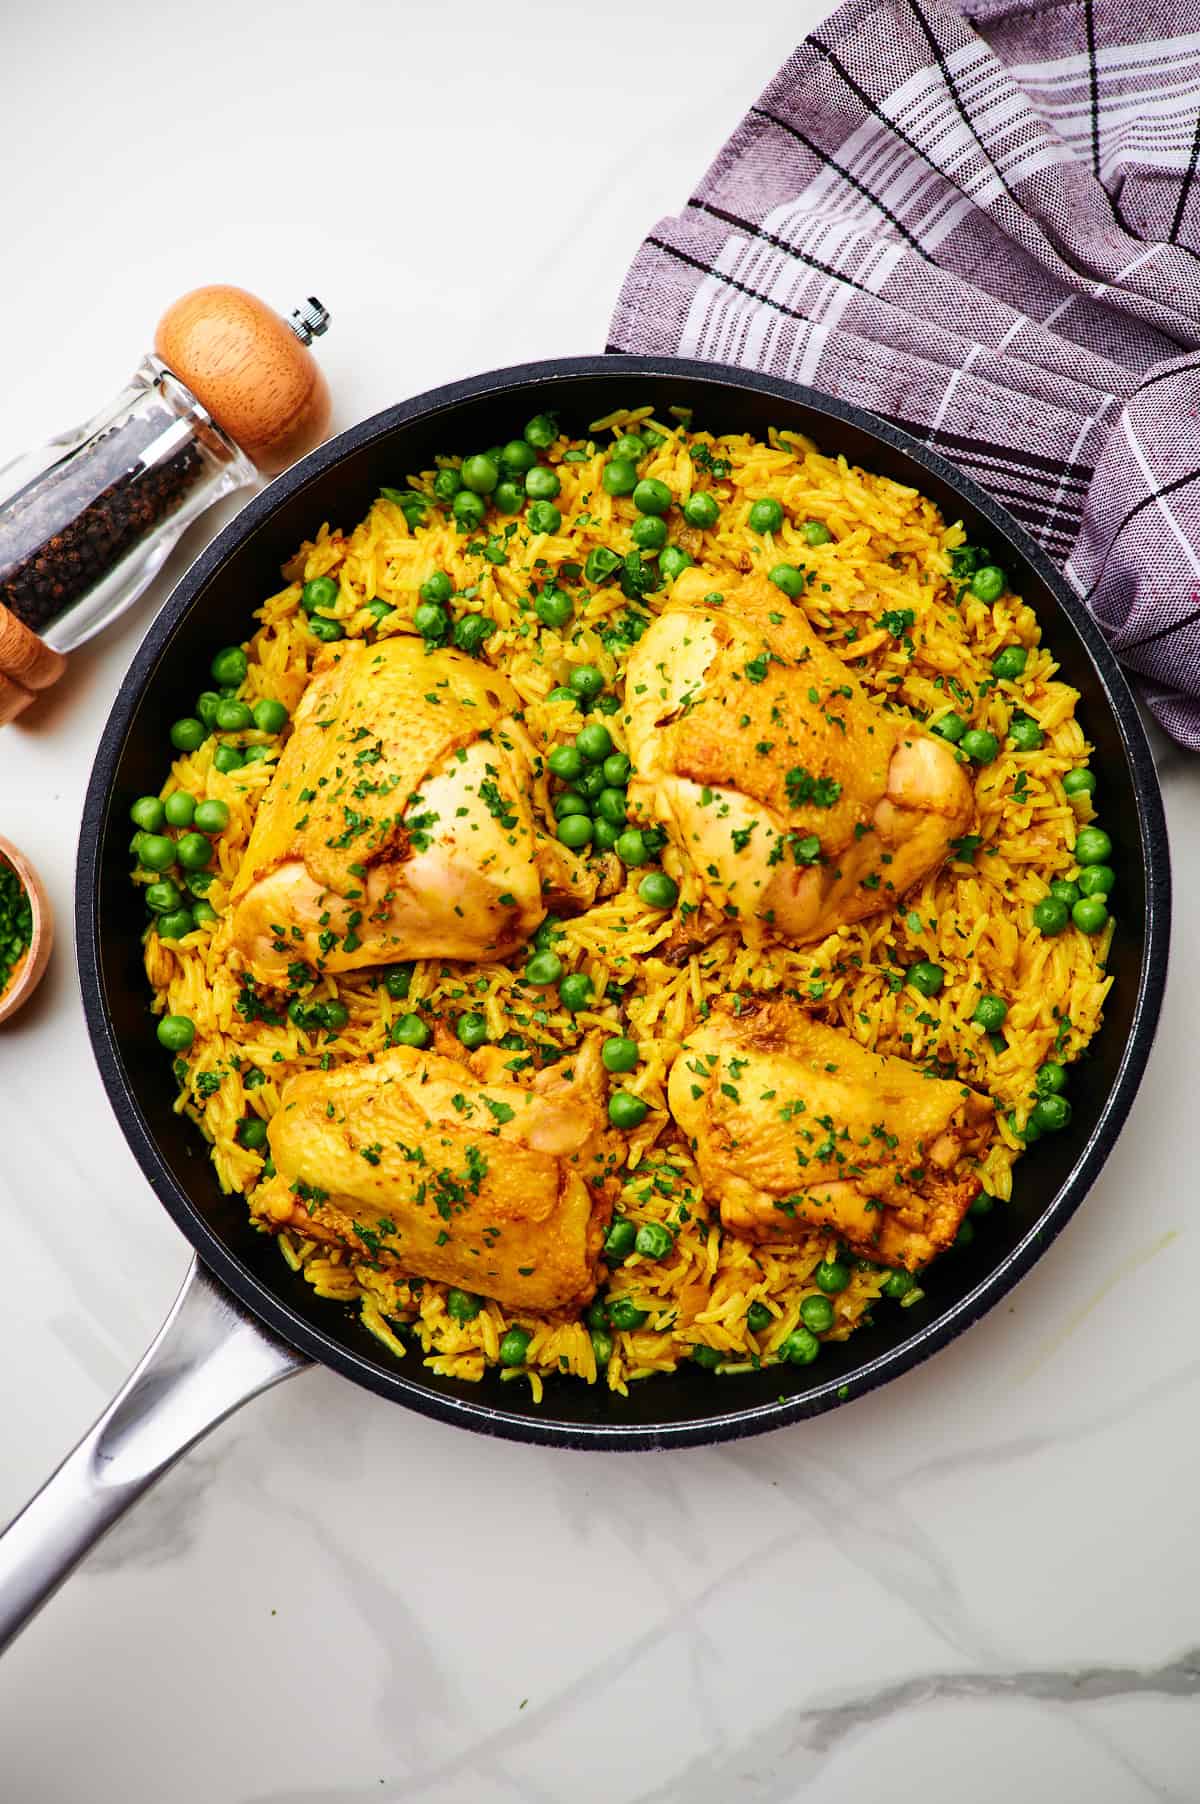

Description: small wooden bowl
[0,836,53,1024]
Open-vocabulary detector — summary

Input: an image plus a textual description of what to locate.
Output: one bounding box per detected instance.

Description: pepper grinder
[0,286,333,725]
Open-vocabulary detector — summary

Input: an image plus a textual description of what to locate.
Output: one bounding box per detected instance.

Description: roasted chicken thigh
[669,1002,993,1270]
[230,638,591,982]
[256,1035,616,1312]
[624,573,973,946]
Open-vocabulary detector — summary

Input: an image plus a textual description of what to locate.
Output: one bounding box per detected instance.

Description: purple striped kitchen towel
[610,0,1200,747]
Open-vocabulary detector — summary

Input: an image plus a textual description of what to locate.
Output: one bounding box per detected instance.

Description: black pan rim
[75,353,1171,1451]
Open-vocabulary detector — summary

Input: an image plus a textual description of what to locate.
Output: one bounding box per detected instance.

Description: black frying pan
[0,357,1170,1649]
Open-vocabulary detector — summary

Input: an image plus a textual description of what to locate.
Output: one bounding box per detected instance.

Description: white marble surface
[2,1,1199,1797]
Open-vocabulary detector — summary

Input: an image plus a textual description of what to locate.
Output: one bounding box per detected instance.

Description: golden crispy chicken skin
[624,573,973,946]
[229,639,592,983]
[256,1036,617,1313]
[669,1003,993,1270]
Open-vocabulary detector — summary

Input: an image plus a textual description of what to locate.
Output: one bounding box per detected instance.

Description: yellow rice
[139,407,1112,1395]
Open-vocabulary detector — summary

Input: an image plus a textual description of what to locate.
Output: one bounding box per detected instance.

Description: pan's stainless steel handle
[0,1255,308,1654]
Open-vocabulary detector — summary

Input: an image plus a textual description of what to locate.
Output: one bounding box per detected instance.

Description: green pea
[452,489,486,530]
[973,994,1008,1031]
[453,614,494,654]
[527,500,563,534]
[499,439,537,475]
[691,1344,723,1369]
[781,1327,820,1365]
[970,565,1006,602]
[992,645,1028,681]
[1033,895,1069,935]
[596,788,628,827]
[210,646,248,687]
[1074,826,1112,865]
[524,413,558,449]
[192,799,229,835]
[491,479,522,514]
[631,514,668,550]
[185,871,215,897]
[591,1328,614,1367]
[568,664,604,701]
[593,818,620,852]
[499,1327,531,1368]
[575,766,604,803]
[301,577,339,613]
[633,477,672,516]
[461,453,499,495]
[633,1222,673,1261]
[800,1294,834,1333]
[1078,864,1114,897]
[682,491,719,530]
[559,972,594,1012]
[447,1287,482,1322]
[554,791,590,819]
[1007,714,1044,753]
[391,1013,430,1048]
[932,711,966,743]
[557,814,594,850]
[659,546,693,582]
[612,434,646,461]
[768,563,805,598]
[412,602,447,640]
[1009,1106,1040,1143]
[802,519,832,545]
[384,966,413,1000]
[1063,768,1096,797]
[238,1115,268,1150]
[457,1012,489,1050]
[192,901,218,926]
[144,879,183,913]
[604,1218,637,1262]
[746,1301,773,1333]
[525,466,561,502]
[608,1297,649,1331]
[525,950,563,987]
[638,871,678,910]
[138,834,177,873]
[575,722,612,764]
[156,1013,195,1052]
[433,467,463,502]
[535,587,573,628]
[308,615,344,643]
[1049,879,1080,906]
[602,1037,639,1074]
[547,745,583,782]
[970,1190,996,1217]
[815,1259,850,1295]
[420,571,453,605]
[954,1219,975,1249]
[195,692,222,728]
[748,497,784,534]
[960,729,999,764]
[1036,1061,1067,1096]
[882,1270,914,1300]
[131,795,166,832]
[603,458,638,496]
[1032,1093,1072,1134]
[601,752,631,786]
[171,717,206,752]
[175,832,212,872]
[584,546,622,585]
[608,1090,648,1130]
[909,960,944,997]
[215,698,254,732]
[1072,896,1109,935]
[250,699,287,735]
[615,828,649,866]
